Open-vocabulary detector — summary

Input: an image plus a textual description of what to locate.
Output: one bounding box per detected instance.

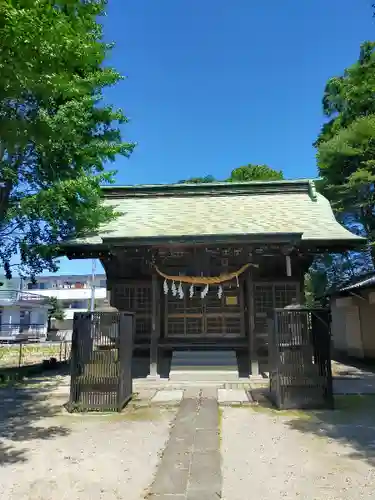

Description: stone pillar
[148,274,160,379]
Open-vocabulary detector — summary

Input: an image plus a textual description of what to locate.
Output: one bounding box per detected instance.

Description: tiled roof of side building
[339,275,375,293]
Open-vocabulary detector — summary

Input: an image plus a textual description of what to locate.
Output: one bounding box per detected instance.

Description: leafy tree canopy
[309,41,375,299]
[0,0,134,279]
[178,175,217,184]
[315,42,375,250]
[48,296,65,322]
[315,42,375,146]
[228,164,284,182]
[178,164,283,184]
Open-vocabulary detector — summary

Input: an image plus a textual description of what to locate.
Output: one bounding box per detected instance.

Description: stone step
[133,378,264,390]
[172,350,237,357]
[171,360,237,367]
[169,370,240,382]
[170,350,239,382]
[134,381,226,389]
[171,366,237,371]
[171,350,238,367]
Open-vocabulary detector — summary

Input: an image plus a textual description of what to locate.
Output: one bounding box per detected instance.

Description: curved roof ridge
[102,179,318,200]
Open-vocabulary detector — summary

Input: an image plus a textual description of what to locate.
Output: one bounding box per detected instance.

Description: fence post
[59,342,62,362]
[18,342,23,368]
[64,341,67,362]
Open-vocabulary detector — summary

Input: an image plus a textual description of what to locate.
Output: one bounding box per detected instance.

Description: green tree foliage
[318,116,375,244]
[178,175,216,184]
[47,296,65,332]
[316,42,375,145]
[308,252,372,298]
[309,42,375,298]
[178,164,283,184]
[228,164,284,182]
[304,272,323,307]
[0,1,134,279]
[315,42,375,244]
[48,296,65,322]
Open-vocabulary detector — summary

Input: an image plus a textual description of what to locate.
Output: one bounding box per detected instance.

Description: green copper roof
[65,180,365,247]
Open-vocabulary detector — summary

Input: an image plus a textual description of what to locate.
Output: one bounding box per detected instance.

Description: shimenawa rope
[154,262,257,285]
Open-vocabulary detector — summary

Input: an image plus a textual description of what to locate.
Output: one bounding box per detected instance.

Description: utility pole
[90,259,96,312]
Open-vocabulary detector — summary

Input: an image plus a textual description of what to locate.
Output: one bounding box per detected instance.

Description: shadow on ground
[0,366,70,466]
[284,395,375,467]
[332,353,375,374]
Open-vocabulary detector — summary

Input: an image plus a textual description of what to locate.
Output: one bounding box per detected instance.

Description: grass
[218,407,223,446]
[120,406,171,421]
[0,379,22,389]
[0,359,69,387]
[334,394,375,411]
[0,343,71,369]
[61,405,174,423]
[240,394,375,423]
[0,342,71,388]
[249,404,313,419]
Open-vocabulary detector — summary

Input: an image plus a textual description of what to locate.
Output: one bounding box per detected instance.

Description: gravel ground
[221,403,375,500]
[0,380,176,500]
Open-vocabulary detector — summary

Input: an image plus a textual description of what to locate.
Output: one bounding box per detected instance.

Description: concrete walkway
[332,360,375,395]
[148,387,221,499]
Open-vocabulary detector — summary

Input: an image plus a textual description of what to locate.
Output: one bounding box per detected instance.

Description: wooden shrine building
[61,180,364,378]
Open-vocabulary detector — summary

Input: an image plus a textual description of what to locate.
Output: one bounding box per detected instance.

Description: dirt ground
[3,373,375,500]
[221,397,375,500]
[0,376,176,500]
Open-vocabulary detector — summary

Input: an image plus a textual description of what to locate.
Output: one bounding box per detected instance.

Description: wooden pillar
[148,274,160,379]
[285,255,292,277]
[246,273,259,377]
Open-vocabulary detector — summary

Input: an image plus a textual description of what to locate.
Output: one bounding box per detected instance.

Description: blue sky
[49,0,375,275]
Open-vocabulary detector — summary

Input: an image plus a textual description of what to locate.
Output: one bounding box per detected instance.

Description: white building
[0,289,50,342]
[25,274,109,338]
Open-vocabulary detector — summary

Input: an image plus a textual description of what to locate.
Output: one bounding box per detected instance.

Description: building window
[28,282,48,290]
[62,299,89,309]
[100,279,107,288]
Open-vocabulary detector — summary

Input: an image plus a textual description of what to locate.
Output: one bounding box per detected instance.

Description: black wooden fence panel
[67,311,134,412]
[269,307,333,410]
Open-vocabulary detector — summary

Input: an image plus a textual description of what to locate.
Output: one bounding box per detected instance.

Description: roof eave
[101,232,304,246]
[60,233,304,257]
[59,234,366,258]
[300,237,367,252]
[101,180,316,199]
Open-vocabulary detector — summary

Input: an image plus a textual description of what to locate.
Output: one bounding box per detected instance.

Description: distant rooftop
[0,289,50,307]
[339,274,375,293]
[30,273,106,281]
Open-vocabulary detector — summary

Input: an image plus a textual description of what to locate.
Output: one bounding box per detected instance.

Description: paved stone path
[148,387,221,499]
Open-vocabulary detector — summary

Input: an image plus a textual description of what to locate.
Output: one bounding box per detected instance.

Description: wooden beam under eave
[298,239,367,254]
